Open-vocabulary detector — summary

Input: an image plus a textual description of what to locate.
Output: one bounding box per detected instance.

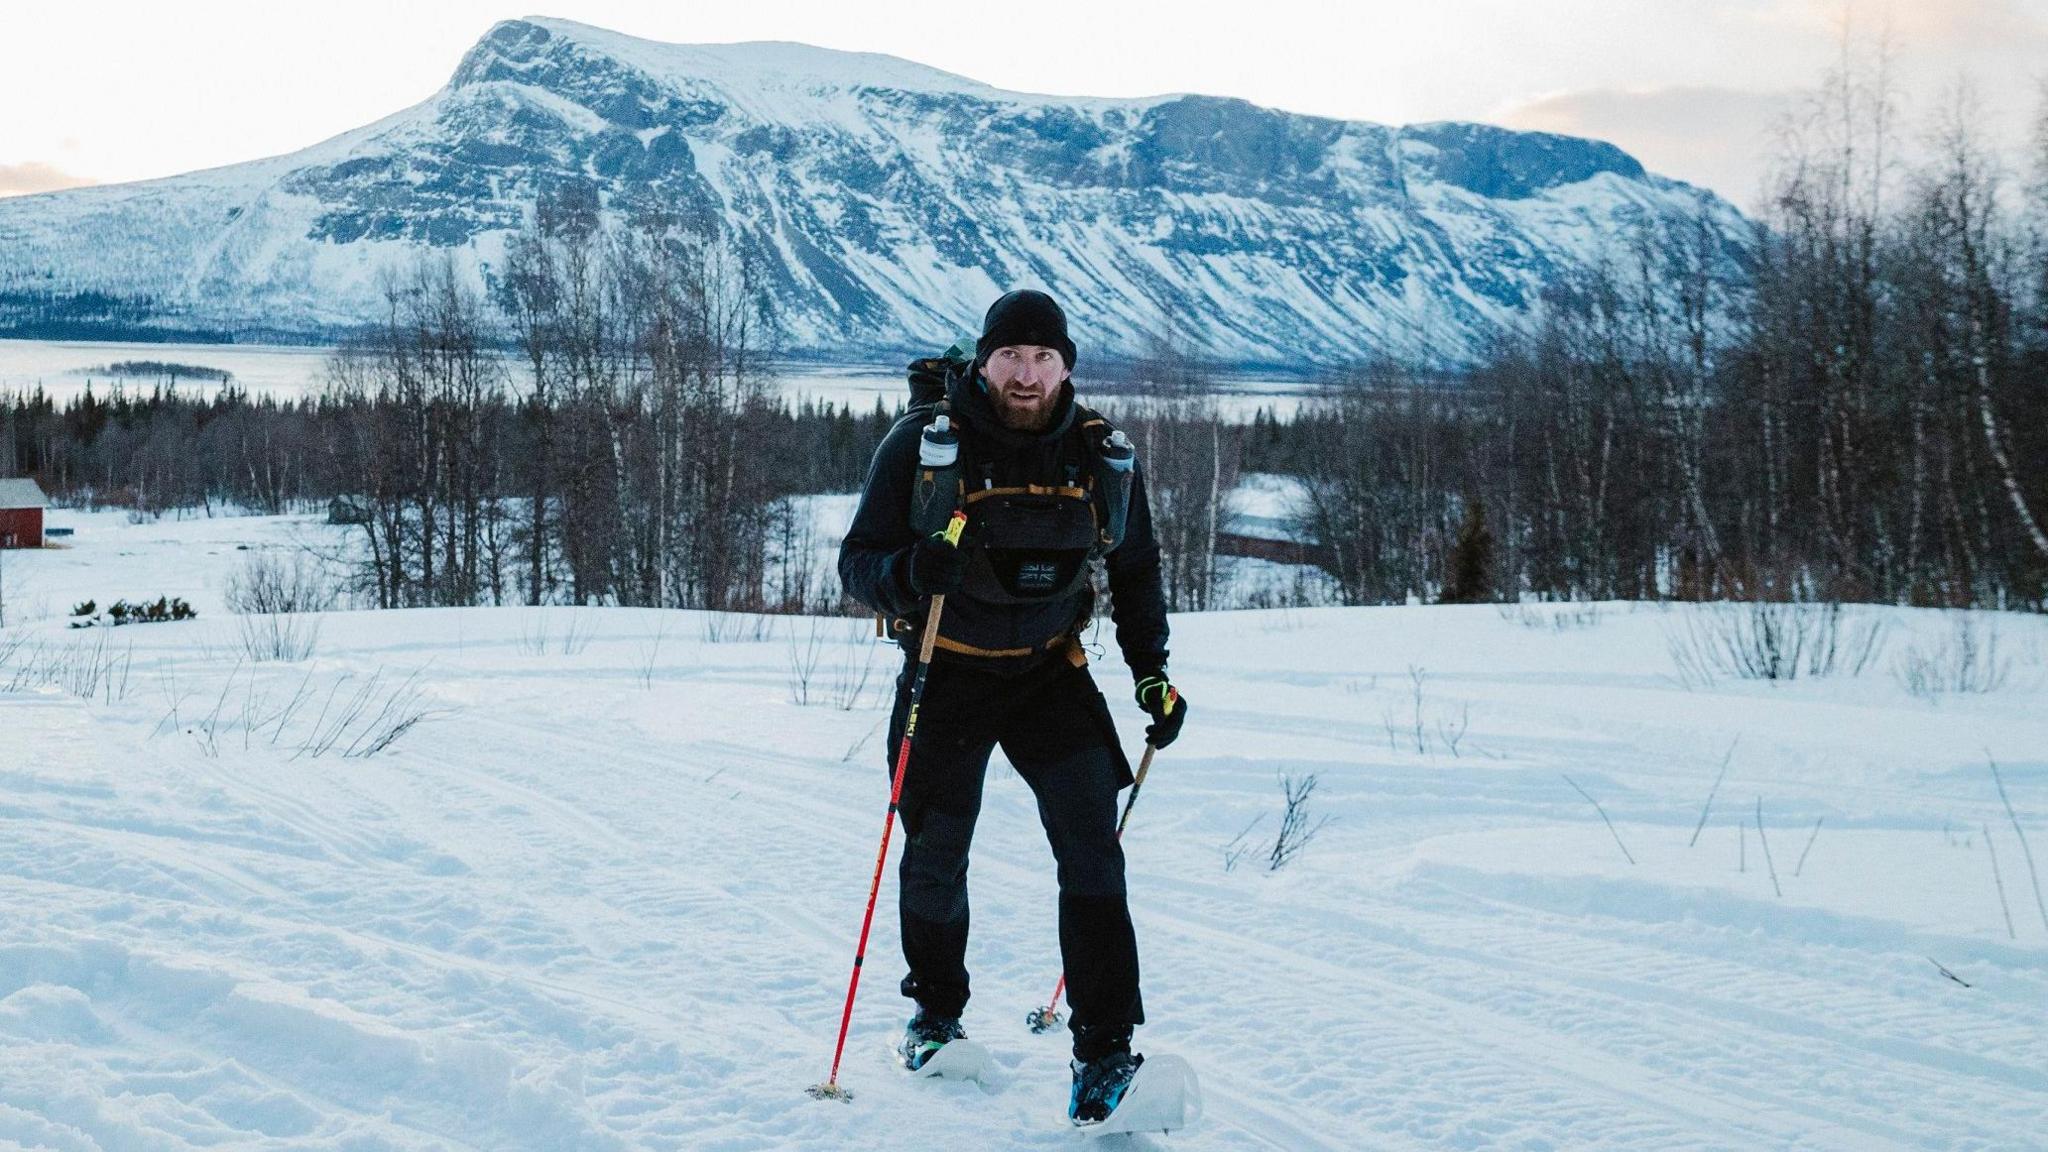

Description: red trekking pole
[809,511,967,1102]
[1026,705,1171,1035]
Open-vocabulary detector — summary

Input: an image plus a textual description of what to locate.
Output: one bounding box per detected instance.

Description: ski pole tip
[807,1082,854,1103]
[1026,1006,1065,1034]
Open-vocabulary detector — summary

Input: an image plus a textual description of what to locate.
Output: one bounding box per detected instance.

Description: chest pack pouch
[901,383,1139,610]
[960,484,1100,604]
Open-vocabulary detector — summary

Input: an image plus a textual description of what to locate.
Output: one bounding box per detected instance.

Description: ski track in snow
[3,516,2047,1149]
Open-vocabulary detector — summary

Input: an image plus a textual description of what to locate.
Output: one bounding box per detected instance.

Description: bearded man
[838,288,1188,1124]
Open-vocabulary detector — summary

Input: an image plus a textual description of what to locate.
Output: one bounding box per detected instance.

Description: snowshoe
[1073,1052,1202,1137]
[897,1013,991,1081]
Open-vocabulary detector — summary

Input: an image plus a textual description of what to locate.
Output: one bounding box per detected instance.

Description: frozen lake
[0,338,905,411]
[0,338,1320,418]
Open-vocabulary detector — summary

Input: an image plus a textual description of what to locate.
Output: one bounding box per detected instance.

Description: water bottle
[911,413,962,536]
[1096,429,1135,551]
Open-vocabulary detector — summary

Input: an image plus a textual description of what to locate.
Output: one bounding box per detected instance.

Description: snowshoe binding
[1069,1050,1142,1125]
[1071,1051,1203,1136]
[898,1012,991,1081]
[899,1012,965,1071]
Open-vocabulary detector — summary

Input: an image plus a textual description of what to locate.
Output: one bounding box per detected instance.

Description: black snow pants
[885,651,1144,1057]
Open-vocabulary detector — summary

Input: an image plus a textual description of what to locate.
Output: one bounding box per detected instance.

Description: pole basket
[1026,1005,1064,1034]
[807,1082,854,1103]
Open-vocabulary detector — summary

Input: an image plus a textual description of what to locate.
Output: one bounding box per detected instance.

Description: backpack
[904,341,973,412]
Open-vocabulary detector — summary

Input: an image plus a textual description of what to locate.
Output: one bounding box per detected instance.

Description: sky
[2,0,2043,211]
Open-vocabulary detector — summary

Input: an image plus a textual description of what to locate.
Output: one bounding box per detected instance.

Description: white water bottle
[912,414,962,536]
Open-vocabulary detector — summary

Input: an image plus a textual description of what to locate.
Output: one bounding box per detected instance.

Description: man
[837,289,1188,1125]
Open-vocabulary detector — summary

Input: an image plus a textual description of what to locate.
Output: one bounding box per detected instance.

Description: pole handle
[914,511,967,665]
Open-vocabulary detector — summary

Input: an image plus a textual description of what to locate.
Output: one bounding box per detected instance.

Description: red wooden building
[0,478,48,549]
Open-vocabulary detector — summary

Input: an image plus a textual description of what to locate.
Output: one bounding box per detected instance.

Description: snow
[4,515,2047,1149]
[518,18,1003,110]
[1222,473,1309,543]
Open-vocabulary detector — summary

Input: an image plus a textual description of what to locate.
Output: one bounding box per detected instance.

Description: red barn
[0,478,47,549]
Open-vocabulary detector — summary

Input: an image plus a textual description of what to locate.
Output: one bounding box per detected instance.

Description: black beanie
[976,289,1077,370]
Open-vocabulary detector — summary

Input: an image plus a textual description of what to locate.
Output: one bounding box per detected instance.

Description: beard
[989,382,1060,432]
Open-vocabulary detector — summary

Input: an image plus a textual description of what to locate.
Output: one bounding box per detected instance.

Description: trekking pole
[810,510,968,1103]
[1027,700,1172,1035]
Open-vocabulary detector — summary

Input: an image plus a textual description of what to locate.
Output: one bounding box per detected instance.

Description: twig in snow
[150,659,187,740]
[1264,774,1332,871]
[198,660,245,759]
[1794,817,1824,877]
[1988,753,2047,933]
[1689,739,1737,848]
[1437,702,1470,759]
[1928,957,1971,988]
[296,672,355,759]
[1985,823,2017,940]
[1564,775,1635,865]
[285,666,436,760]
[1408,665,1428,755]
[267,666,319,746]
[340,668,430,757]
[1755,797,1782,897]
[841,717,884,763]
[1223,813,1267,873]
[636,616,670,690]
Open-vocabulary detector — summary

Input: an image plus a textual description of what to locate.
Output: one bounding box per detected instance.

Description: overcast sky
[3,0,2043,211]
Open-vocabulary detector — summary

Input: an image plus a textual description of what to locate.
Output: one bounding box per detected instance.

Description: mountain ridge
[0,16,1753,367]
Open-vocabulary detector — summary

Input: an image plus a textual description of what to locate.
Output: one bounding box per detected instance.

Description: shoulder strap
[1067,403,1118,484]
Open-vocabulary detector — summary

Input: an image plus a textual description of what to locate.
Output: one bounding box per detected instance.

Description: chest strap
[963,483,1091,504]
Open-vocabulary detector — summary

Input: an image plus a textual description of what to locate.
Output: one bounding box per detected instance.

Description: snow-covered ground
[4,515,2047,1150]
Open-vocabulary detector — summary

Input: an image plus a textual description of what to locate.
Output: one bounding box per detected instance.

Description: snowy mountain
[0,17,1754,366]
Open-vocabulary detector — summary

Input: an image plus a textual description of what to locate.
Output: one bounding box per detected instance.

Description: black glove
[1133,672,1186,749]
[906,529,969,598]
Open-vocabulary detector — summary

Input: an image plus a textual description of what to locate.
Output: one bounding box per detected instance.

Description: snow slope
[3,516,2046,1149]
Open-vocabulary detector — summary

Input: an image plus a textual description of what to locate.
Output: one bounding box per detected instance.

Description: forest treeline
[3,63,2044,613]
[1258,73,2048,611]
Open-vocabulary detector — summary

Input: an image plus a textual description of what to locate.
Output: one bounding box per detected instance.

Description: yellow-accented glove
[1133,674,1186,749]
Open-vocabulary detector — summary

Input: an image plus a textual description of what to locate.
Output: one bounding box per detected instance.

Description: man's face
[983,344,1068,431]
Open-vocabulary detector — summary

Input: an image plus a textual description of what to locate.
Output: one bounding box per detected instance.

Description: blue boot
[898,1011,966,1072]
[1069,1050,1143,1125]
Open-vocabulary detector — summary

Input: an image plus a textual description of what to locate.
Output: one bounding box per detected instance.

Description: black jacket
[838,372,1170,678]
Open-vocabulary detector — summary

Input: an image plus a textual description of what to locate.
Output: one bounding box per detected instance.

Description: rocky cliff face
[0,17,1752,367]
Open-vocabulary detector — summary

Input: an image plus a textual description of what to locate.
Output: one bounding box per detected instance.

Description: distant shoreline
[0,334,1325,386]
[71,359,235,384]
